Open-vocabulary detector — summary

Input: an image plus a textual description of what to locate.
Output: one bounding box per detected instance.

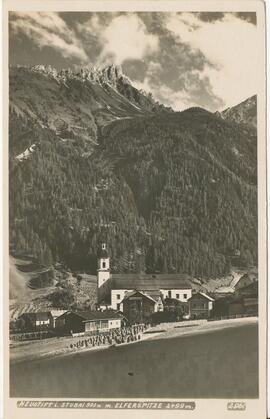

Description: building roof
[80,311,122,322]
[147,290,163,302]
[20,311,52,320]
[190,292,215,302]
[50,310,67,318]
[121,290,157,304]
[36,312,52,320]
[58,310,122,322]
[111,274,192,290]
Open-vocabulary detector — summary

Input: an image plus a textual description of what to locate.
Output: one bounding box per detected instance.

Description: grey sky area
[9,11,257,111]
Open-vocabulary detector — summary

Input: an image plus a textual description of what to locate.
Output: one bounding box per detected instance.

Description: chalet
[97,243,192,311]
[188,292,214,319]
[55,310,123,335]
[121,290,159,324]
[18,312,52,330]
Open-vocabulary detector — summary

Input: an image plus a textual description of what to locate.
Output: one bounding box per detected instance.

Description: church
[97,243,192,312]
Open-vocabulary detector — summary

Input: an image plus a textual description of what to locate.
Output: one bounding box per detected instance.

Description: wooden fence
[10,330,55,341]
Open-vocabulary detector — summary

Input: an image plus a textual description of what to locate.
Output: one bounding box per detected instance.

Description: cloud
[9,11,259,112]
[133,63,223,111]
[78,14,159,65]
[146,83,193,111]
[196,12,256,25]
[165,13,259,109]
[132,60,191,110]
[10,12,88,63]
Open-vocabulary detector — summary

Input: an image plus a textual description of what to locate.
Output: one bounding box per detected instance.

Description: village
[9,243,258,362]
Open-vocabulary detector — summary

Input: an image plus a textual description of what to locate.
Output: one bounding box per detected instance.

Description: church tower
[97,243,110,288]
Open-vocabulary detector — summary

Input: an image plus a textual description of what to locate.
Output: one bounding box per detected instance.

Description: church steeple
[97,243,110,287]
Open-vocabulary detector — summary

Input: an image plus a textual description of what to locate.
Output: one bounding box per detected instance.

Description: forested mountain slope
[217,95,257,129]
[9,64,168,154]
[9,65,257,280]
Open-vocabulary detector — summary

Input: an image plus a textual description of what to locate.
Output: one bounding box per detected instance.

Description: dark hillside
[9,66,257,280]
[98,110,257,275]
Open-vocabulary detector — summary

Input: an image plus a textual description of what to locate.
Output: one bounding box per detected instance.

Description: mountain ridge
[216,95,257,129]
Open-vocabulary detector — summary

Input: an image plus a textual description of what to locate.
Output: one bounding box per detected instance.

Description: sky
[9,11,258,112]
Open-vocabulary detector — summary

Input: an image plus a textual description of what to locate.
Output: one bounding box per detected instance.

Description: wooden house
[121,290,157,324]
[18,312,53,331]
[188,292,214,319]
[55,310,122,335]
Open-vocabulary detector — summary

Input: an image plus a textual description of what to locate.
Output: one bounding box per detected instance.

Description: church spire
[97,243,110,288]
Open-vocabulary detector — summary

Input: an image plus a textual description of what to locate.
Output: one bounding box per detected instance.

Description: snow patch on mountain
[15,144,38,162]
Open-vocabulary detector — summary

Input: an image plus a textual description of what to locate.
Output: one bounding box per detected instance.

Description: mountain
[217,95,257,129]
[10,64,169,147]
[9,65,257,282]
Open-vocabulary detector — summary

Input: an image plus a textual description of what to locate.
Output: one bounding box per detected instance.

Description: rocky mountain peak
[21,63,170,117]
[100,64,124,87]
[31,64,58,78]
[30,63,126,88]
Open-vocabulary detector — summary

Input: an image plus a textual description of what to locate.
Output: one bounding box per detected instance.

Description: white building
[84,316,121,333]
[97,244,192,311]
[55,310,122,334]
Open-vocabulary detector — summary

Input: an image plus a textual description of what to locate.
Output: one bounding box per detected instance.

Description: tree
[48,286,75,309]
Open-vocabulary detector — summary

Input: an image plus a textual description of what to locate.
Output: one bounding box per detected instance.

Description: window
[117,294,121,300]
[117,303,120,311]
[168,291,172,298]
[176,294,180,299]
[102,261,106,269]
[183,293,187,299]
